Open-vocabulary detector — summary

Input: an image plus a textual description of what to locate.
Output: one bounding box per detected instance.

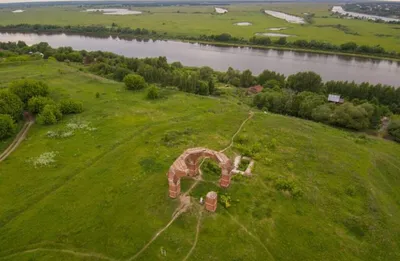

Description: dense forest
[0,40,399,142]
[0,24,399,59]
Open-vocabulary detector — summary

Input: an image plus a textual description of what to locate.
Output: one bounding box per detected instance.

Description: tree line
[1,41,399,141]
[0,23,399,59]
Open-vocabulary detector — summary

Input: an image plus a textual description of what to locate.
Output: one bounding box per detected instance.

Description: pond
[235,22,252,26]
[264,10,305,24]
[332,6,400,22]
[85,9,142,15]
[215,8,228,14]
[255,33,295,37]
[268,27,288,31]
[12,10,25,13]
[0,32,399,86]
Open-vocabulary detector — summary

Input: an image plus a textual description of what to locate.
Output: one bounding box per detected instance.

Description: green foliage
[258,70,285,87]
[0,90,24,120]
[27,96,55,114]
[9,79,49,103]
[275,178,303,198]
[123,74,147,91]
[59,99,83,114]
[36,104,62,125]
[146,85,160,100]
[388,119,400,142]
[331,103,370,130]
[219,194,231,208]
[0,114,16,140]
[240,69,254,88]
[286,71,323,93]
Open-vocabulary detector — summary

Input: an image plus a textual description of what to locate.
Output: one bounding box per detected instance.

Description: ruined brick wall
[167,148,233,198]
[205,191,218,212]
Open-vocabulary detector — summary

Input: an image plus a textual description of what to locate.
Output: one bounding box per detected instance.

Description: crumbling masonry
[167,147,233,198]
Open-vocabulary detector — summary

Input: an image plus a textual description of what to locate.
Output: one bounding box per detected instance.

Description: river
[0,32,399,86]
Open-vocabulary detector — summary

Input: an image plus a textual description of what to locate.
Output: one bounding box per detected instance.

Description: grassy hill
[0,60,399,261]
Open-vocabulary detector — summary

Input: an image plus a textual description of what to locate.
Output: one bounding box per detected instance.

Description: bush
[0,90,24,120]
[146,85,160,100]
[59,100,83,114]
[37,104,62,125]
[9,79,49,103]
[27,96,55,114]
[123,74,147,91]
[388,119,400,142]
[286,71,323,93]
[0,114,16,140]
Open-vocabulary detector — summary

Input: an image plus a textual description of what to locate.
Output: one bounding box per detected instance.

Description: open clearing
[0,3,399,52]
[0,60,399,260]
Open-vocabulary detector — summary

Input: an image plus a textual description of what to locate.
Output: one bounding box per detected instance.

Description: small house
[247,85,263,94]
[328,94,344,104]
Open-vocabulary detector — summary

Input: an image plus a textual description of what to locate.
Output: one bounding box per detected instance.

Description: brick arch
[167,148,233,198]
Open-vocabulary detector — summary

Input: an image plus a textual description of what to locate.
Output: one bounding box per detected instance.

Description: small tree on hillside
[27,96,55,114]
[146,85,160,100]
[123,74,147,91]
[9,79,49,104]
[286,71,323,93]
[388,120,400,142]
[0,90,24,120]
[37,105,62,125]
[0,114,16,140]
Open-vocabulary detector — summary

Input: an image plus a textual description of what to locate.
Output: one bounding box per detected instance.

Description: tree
[0,114,16,140]
[59,100,83,114]
[9,79,49,104]
[276,37,287,45]
[388,119,400,142]
[0,90,24,120]
[197,80,210,96]
[199,66,214,81]
[147,85,160,100]
[311,103,334,123]
[331,103,370,130]
[286,71,323,93]
[298,93,326,119]
[123,74,147,90]
[258,70,285,87]
[113,67,132,81]
[36,104,62,125]
[240,69,254,88]
[208,79,215,94]
[27,96,55,114]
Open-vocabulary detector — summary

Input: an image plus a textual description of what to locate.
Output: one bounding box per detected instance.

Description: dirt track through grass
[0,120,34,163]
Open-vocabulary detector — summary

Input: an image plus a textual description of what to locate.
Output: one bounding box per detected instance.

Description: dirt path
[182,211,203,261]
[220,111,253,153]
[0,247,116,261]
[0,119,34,162]
[226,212,276,261]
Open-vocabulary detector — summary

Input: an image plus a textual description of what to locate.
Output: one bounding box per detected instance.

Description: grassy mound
[0,60,399,261]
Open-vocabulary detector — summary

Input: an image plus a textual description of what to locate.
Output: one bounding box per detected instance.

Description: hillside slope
[0,60,399,261]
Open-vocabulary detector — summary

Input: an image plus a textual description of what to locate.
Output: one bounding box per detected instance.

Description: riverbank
[1,28,399,63]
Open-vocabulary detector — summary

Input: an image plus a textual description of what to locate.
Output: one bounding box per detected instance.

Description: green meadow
[0,3,399,52]
[0,59,399,260]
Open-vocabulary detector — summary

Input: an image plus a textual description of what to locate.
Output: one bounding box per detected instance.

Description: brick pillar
[168,179,180,198]
[187,160,198,177]
[219,169,231,188]
[205,191,218,212]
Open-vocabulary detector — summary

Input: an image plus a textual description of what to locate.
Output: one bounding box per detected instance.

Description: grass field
[0,60,400,260]
[0,3,400,52]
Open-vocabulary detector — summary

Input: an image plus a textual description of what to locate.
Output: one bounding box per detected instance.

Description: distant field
[0,60,400,260]
[0,3,399,52]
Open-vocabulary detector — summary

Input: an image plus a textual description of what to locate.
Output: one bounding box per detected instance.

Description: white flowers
[29,151,58,168]
[46,120,96,139]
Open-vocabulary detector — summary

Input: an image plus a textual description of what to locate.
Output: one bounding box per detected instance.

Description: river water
[0,32,399,86]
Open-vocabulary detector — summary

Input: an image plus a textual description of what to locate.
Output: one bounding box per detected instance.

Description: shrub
[59,100,83,114]
[37,104,62,125]
[27,96,55,114]
[9,79,49,103]
[388,119,400,142]
[0,90,24,120]
[0,114,16,140]
[146,85,160,100]
[123,74,147,91]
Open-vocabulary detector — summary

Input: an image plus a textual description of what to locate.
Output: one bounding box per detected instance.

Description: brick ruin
[167,147,233,198]
[205,191,218,212]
